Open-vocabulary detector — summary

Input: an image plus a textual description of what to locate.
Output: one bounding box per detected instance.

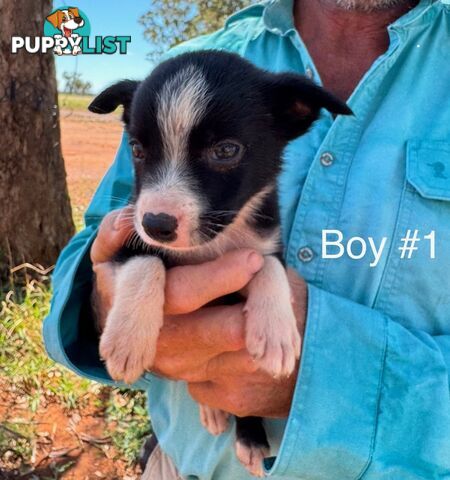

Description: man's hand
[91,207,308,418]
[158,267,307,418]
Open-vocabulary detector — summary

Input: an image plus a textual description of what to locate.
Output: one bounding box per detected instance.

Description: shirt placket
[284,27,405,286]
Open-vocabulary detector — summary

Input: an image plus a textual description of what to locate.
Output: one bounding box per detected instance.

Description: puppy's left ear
[46,10,62,28]
[264,73,353,140]
[88,80,140,125]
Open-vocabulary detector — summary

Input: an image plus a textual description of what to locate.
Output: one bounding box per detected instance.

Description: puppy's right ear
[88,80,140,125]
[263,73,352,141]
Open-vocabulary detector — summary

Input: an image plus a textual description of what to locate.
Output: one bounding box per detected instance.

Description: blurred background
[0,1,247,478]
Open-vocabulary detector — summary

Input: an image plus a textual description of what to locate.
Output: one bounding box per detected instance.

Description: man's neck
[294,0,418,101]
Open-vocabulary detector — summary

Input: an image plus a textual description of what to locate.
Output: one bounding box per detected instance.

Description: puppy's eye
[130,141,145,160]
[208,141,244,168]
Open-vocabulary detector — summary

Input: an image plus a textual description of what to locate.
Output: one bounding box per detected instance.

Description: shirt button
[305,67,314,79]
[298,246,314,263]
[320,152,334,167]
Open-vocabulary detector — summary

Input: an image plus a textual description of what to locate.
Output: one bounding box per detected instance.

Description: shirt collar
[263,0,295,35]
[262,0,438,36]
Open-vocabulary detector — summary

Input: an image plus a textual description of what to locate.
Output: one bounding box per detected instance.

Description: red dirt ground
[0,385,141,479]
[60,109,124,221]
[1,111,140,480]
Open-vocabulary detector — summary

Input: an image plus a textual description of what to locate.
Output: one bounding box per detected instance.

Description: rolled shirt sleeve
[42,132,151,389]
[266,284,450,479]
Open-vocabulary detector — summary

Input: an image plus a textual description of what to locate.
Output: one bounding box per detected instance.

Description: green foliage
[0,281,93,411]
[106,389,151,464]
[140,0,251,60]
[62,71,93,95]
[0,422,34,472]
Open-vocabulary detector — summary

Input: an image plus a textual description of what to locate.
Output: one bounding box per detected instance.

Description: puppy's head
[89,51,351,251]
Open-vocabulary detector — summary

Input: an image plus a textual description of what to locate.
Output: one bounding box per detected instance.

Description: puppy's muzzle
[74,16,84,25]
[142,212,178,243]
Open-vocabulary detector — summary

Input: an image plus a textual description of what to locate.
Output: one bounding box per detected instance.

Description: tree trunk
[0,0,75,288]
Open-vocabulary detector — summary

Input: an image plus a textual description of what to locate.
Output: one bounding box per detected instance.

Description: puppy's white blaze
[152,162,188,191]
[156,65,209,164]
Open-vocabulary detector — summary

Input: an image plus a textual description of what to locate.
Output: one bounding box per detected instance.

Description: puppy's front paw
[244,299,300,378]
[99,256,166,384]
[236,439,269,477]
[199,405,230,436]
[100,306,162,384]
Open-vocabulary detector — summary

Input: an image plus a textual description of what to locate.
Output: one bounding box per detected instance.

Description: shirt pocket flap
[407,140,450,201]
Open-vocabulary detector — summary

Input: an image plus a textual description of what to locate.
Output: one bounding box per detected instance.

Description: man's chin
[333,0,410,11]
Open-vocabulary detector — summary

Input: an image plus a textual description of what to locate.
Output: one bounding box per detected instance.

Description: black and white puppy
[89,50,351,477]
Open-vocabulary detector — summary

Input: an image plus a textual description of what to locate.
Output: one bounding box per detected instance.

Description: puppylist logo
[11,7,131,56]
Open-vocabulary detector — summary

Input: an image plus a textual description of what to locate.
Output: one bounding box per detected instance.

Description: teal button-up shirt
[44,1,450,478]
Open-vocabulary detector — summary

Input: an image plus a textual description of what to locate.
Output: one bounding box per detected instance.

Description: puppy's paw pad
[245,326,267,361]
[100,340,152,384]
[244,304,300,378]
[255,338,299,378]
[199,405,230,436]
[235,440,269,478]
[99,320,157,384]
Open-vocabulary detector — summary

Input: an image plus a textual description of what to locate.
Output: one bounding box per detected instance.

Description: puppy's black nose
[142,213,178,243]
[74,16,83,24]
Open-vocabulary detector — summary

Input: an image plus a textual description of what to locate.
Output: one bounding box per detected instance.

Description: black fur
[235,416,270,451]
[88,79,140,124]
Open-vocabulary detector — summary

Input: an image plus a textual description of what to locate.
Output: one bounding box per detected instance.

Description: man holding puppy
[45,0,450,478]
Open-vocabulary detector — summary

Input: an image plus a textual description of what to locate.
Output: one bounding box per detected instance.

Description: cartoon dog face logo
[46,8,85,38]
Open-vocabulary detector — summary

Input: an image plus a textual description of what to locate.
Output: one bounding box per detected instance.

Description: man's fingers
[91,206,135,264]
[159,305,246,353]
[188,381,250,417]
[206,350,260,378]
[164,249,264,315]
[92,261,117,332]
[188,381,220,409]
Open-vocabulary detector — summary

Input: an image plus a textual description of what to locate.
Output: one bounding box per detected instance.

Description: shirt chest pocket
[407,140,450,200]
[375,140,450,334]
